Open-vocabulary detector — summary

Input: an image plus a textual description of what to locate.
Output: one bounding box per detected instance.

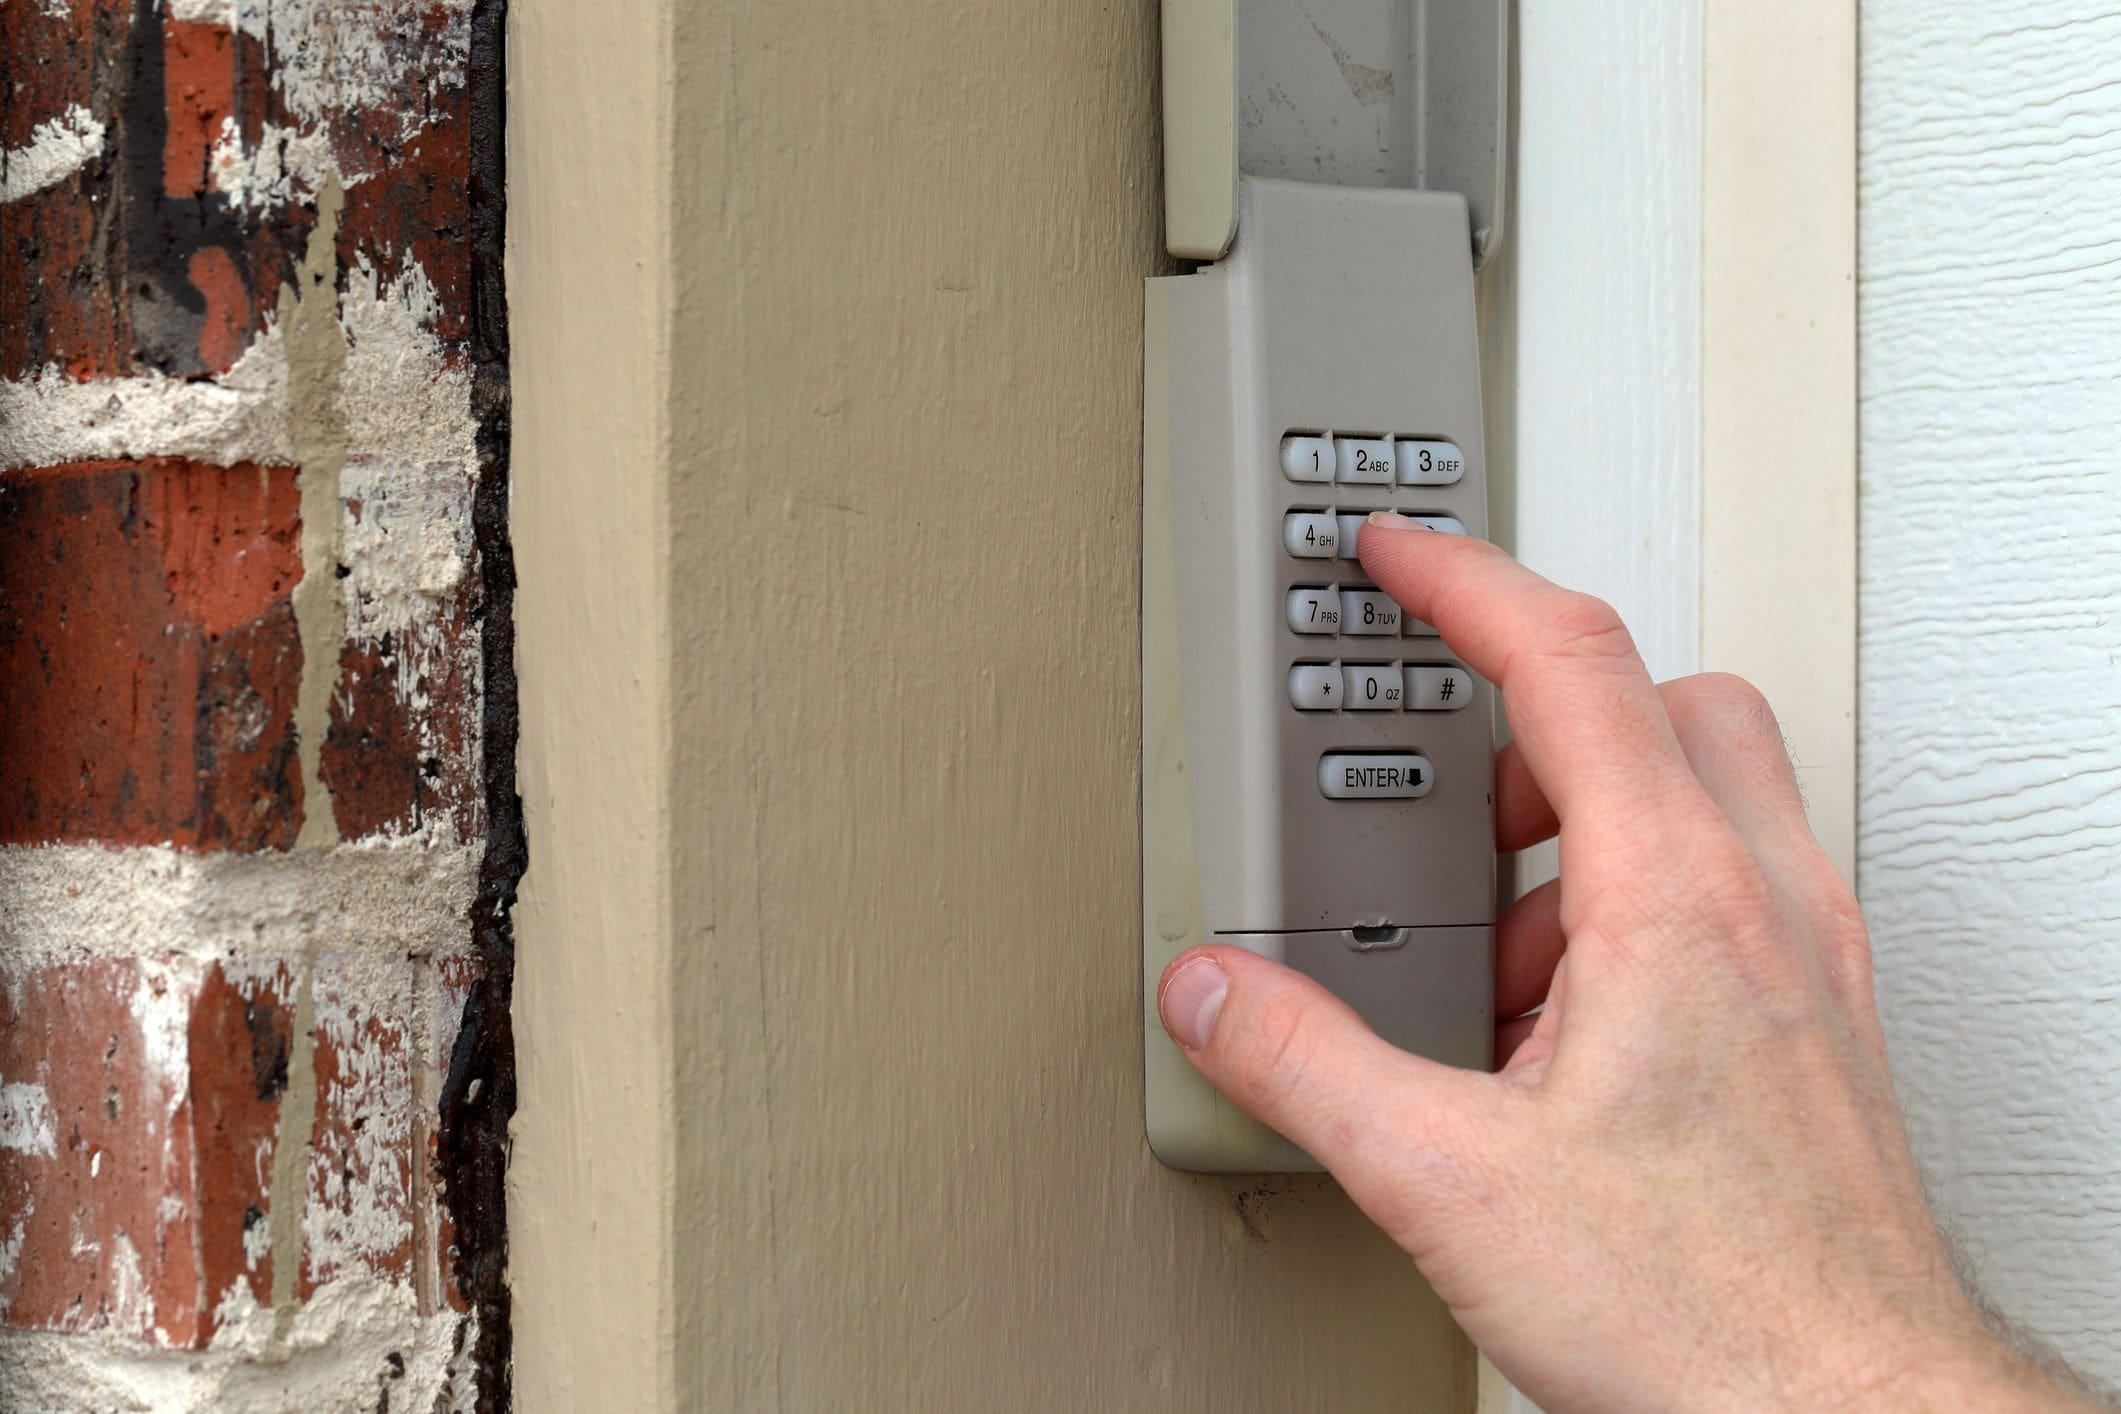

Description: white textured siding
[1860,2,2121,1381]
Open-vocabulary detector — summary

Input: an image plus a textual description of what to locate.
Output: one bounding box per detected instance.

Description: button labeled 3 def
[1397,439,1466,486]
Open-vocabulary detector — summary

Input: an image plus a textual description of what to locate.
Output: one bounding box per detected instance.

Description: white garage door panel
[1861,1,2121,1383]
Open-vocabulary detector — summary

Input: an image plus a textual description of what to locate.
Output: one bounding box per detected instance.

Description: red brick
[0,951,460,1347]
[0,460,305,850]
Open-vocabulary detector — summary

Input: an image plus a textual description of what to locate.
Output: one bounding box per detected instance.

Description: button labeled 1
[1280,435,1335,483]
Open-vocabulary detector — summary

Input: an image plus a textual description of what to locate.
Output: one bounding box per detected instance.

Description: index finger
[1357,513,1712,845]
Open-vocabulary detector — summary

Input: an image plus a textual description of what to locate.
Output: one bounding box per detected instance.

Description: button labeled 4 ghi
[1282,511,1339,558]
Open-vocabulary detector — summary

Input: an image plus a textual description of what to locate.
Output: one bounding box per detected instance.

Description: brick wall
[0,0,517,1408]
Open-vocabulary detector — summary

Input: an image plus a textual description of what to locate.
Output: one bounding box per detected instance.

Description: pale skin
[1157,513,2106,1412]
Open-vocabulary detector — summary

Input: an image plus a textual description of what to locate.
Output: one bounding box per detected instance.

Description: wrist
[1821,1312,2098,1412]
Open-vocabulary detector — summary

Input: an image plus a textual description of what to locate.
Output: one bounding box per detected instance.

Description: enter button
[1318,753,1434,800]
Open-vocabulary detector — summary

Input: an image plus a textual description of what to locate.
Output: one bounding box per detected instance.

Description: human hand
[1155,513,2101,1412]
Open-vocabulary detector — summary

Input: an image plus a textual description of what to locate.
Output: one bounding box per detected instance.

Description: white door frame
[1483,0,1856,1397]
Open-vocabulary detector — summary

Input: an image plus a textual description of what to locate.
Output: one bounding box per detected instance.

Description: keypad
[1279,430,1473,805]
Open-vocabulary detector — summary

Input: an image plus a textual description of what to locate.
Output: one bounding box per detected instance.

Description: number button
[1282,511,1339,559]
[1286,587,1341,635]
[1335,513,1365,560]
[1336,437,1395,484]
[1341,663,1403,711]
[1397,439,1466,486]
[1280,435,1335,484]
[1338,588,1401,635]
[1288,663,1340,710]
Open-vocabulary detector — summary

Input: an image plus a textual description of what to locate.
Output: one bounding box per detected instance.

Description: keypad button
[1341,663,1403,711]
[1288,663,1340,710]
[1397,439,1466,486]
[1335,513,1366,560]
[1338,588,1401,635]
[1408,664,1474,711]
[1403,616,1440,638]
[1408,514,1466,535]
[1281,435,1335,483]
[1336,437,1395,484]
[1282,511,1339,558]
[1287,587,1341,634]
[1318,752,1434,800]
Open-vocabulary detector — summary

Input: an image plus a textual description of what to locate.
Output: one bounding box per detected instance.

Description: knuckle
[1535,592,1635,663]
[1672,672,1782,742]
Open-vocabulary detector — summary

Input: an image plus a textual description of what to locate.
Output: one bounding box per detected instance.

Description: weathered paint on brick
[0,0,476,381]
[0,953,469,1353]
[1,0,514,1399]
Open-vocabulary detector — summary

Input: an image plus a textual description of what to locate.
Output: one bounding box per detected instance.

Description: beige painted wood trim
[507,0,679,1406]
[1702,0,1860,882]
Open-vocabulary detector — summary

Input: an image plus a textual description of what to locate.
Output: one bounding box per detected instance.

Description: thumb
[1158,946,1498,1207]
